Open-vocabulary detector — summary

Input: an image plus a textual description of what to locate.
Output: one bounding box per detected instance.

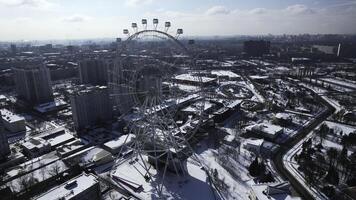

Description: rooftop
[175,74,216,83]
[1,109,25,123]
[103,134,135,150]
[36,173,98,200]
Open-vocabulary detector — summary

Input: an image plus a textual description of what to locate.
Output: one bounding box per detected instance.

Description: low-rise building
[245,123,284,140]
[103,134,135,155]
[21,137,51,158]
[248,182,301,200]
[1,109,26,133]
[35,173,101,200]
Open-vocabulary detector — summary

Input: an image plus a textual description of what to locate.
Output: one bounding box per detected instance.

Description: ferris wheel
[108,19,206,197]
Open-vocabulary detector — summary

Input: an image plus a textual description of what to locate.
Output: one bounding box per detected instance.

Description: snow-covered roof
[250,182,301,200]
[181,101,214,113]
[1,109,25,123]
[22,137,50,150]
[275,113,292,120]
[36,173,98,200]
[243,138,264,147]
[175,74,216,83]
[246,123,283,136]
[211,70,240,78]
[103,134,135,150]
[46,132,75,147]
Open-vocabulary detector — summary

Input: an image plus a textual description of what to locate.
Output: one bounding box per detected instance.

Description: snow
[283,122,332,200]
[5,152,59,179]
[198,148,251,200]
[1,108,25,123]
[211,70,240,78]
[324,121,356,136]
[244,79,265,103]
[111,155,218,200]
[46,132,75,147]
[103,134,135,150]
[250,183,301,200]
[246,123,283,137]
[320,78,356,90]
[7,160,68,193]
[36,173,98,200]
[175,74,216,83]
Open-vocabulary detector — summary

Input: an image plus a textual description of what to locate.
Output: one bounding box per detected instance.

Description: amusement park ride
[108,19,207,197]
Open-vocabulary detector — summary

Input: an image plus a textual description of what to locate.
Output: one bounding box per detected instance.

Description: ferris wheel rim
[121,29,190,56]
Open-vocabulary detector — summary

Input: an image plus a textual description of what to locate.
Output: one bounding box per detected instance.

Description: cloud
[205,5,230,15]
[125,0,153,7]
[0,0,54,9]
[249,8,267,15]
[286,4,316,15]
[14,17,32,23]
[62,14,91,23]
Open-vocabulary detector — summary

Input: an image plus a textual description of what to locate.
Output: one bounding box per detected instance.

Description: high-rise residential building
[70,86,112,131]
[0,118,10,161]
[13,64,54,105]
[243,40,271,57]
[10,44,17,55]
[79,59,108,86]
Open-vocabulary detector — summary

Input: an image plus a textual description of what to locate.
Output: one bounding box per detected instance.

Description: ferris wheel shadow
[149,159,222,200]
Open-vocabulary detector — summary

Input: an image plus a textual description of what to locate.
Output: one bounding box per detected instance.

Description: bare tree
[48,162,62,177]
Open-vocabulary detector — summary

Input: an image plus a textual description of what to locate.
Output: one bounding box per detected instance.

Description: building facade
[79,59,108,86]
[243,40,271,57]
[13,64,54,105]
[0,119,10,161]
[70,86,112,131]
[1,109,26,133]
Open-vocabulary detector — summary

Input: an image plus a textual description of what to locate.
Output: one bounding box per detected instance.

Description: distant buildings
[13,64,54,105]
[70,86,112,131]
[1,109,26,133]
[79,59,108,86]
[243,40,271,57]
[0,119,10,161]
[35,173,101,200]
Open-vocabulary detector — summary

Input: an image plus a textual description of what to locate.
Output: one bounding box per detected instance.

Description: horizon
[2,33,356,44]
[1,0,356,41]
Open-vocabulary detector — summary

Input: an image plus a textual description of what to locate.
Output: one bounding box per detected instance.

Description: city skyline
[1,0,356,41]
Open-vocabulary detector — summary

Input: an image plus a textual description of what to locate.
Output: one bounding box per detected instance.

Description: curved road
[272,86,335,200]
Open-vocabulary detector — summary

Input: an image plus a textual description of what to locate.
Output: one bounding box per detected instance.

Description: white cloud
[125,0,153,7]
[62,14,91,23]
[0,0,54,9]
[249,8,267,15]
[286,4,316,15]
[205,5,230,15]
[14,17,32,23]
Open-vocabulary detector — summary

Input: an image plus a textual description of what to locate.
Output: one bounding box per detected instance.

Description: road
[271,86,335,200]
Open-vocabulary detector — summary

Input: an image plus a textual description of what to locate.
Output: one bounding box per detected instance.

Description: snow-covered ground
[283,122,332,200]
[320,78,356,90]
[110,155,219,200]
[300,83,343,113]
[324,121,356,136]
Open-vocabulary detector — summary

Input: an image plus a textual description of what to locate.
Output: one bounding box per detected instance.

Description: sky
[0,0,356,40]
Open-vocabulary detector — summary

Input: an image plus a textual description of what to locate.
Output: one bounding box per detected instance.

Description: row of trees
[296,136,356,198]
